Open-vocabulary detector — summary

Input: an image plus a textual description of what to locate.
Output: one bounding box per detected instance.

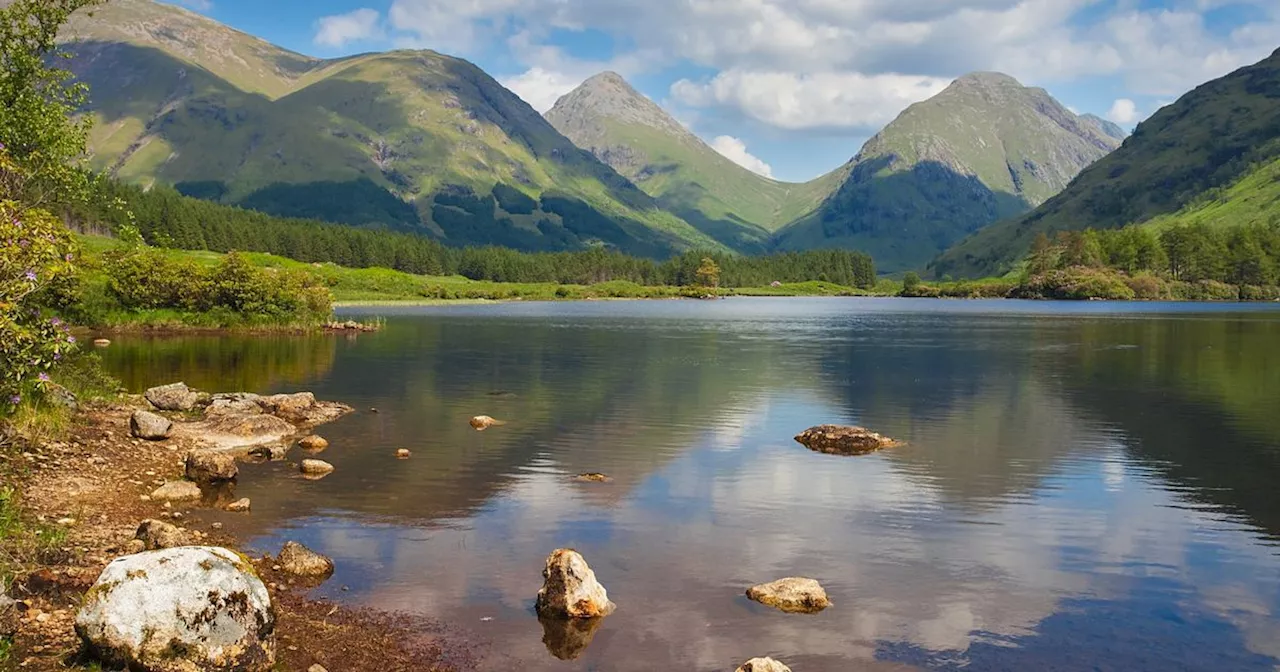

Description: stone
[534,549,615,619]
[124,539,147,554]
[46,384,78,411]
[135,519,190,550]
[793,424,901,456]
[185,449,238,483]
[75,546,275,672]
[225,498,252,513]
[130,410,172,441]
[396,448,411,459]
[260,393,351,426]
[469,415,506,430]
[308,666,329,672]
[0,594,18,639]
[248,443,288,461]
[746,577,831,614]
[299,459,334,476]
[149,481,202,503]
[538,611,605,661]
[277,542,334,578]
[574,473,612,483]
[736,658,792,672]
[144,382,206,412]
[92,338,111,347]
[298,435,328,451]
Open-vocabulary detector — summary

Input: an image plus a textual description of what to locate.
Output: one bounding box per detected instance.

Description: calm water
[99,298,1280,671]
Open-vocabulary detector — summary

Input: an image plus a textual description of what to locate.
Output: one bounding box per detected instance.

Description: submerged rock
[535,549,615,619]
[469,415,506,430]
[736,658,792,672]
[299,459,334,476]
[794,424,901,455]
[75,546,275,672]
[538,610,605,660]
[149,480,202,503]
[298,435,328,451]
[746,577,831,614]
[145,382,209,412]
[130,410,172,441]
[135,519,190,550]
[396,448,411,459]
[574,473,613,483]
[277,541,334,578]
[225,498,252,513]
[248,443,289,461]
[185,449,238,483]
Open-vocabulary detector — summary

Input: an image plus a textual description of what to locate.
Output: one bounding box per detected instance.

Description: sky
[164,0,1280,183]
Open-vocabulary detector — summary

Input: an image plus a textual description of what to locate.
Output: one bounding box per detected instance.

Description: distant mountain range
[932,47,1280,279]
[64,0,1135,270]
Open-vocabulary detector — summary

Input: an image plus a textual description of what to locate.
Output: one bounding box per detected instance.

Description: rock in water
[539,611,605,660]
[130,410,172,441]
[535,549,615,619]
[746,577,831,614]
[144,382,207,412]
[135,519,190,550]
[469,415,506,430]
[736,658,792,672]
[574,473,612,483]
[277,541,334,577]
[299,459,334,476]
[185,449,238,483]
[396,448,411,459]
[298,435,328,451]
[794,424,900,455]
[75,546,275,672]
[225,498,252,512]
[149,481,202,503]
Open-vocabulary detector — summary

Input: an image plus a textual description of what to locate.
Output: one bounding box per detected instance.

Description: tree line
[82,181,877,288]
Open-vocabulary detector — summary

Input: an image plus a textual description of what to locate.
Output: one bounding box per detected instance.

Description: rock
[184,449,238,483]
[534,549,615,619]
[299,459,334,476]
[736,658,792,672]
[794,424,901,456]
[260,393,350,426]
[396,448,411,459]
[298,435,328,451]
[538,611,605,661]
[46,383,78,411]
[225,498,252,513]
[308,666,329,672]
[746,577,831,614]
[144,382,207,412]
[92,338,111,347]
[124,539,146,554]
[149,480,202,503]
[248,443,288,461]
[130,410,172,441]
[135,519,190,550]
[0,594,18,639]
[75,546,275,672]
[574,473,612,483]
[277,542,334,578]
[469,415,506,430]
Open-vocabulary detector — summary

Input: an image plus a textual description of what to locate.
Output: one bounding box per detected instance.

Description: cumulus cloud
[500,67,584,113]
[709,135,774,178]
[314,8,384,48]
[673,71,949,131]
[1106,98,1139,124]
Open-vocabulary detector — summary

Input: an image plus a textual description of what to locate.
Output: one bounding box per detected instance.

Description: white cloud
[314,8,384,49]
[1106,98,1139,124]
[673,71,949,131]
[709,135,774,178]
[500,67,584,113]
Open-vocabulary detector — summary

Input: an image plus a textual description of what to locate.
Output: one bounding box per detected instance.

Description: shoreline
[0,398,473,671]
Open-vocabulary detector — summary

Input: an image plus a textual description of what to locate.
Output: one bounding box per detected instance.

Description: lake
[98,298,1280,671]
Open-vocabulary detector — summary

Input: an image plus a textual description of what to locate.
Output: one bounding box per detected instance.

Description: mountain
[60,0,725,257]
[1080,114,1128,142]
[932,48,1280,278]
[771,72,1123,272]
[545,72,844,252]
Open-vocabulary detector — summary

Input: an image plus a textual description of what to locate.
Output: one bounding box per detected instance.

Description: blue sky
[168,0,1280,182]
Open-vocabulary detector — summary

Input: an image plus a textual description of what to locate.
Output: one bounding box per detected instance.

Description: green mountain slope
[932,48,1280,278]
[545,72,845,252]
[1142,155,1280,232]
[61,0,725,257]
[773,72,1122,273]
[1080,114,1128,142]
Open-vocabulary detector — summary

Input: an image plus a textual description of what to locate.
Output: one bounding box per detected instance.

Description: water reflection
[100,299,1280,671]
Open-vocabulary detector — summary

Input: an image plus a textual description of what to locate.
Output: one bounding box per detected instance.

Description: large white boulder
[534,548,615,619]
[75,546,275,672]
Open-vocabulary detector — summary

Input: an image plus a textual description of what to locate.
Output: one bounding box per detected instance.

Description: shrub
[1013,267,1137,300]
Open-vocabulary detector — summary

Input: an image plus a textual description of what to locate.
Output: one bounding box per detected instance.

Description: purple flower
[8,395,19,406]
[53,352,62,361]
[64,253,74,262]
[66,335,76,344]
[50,317,62,326]
[38,372,50,382]
[23,269,36,282]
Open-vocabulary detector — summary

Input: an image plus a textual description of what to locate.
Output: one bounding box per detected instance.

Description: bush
[1123,272,1168,300]
[1012,267,1137,300]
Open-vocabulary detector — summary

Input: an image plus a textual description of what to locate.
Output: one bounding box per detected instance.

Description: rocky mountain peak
[547,71,687,137]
